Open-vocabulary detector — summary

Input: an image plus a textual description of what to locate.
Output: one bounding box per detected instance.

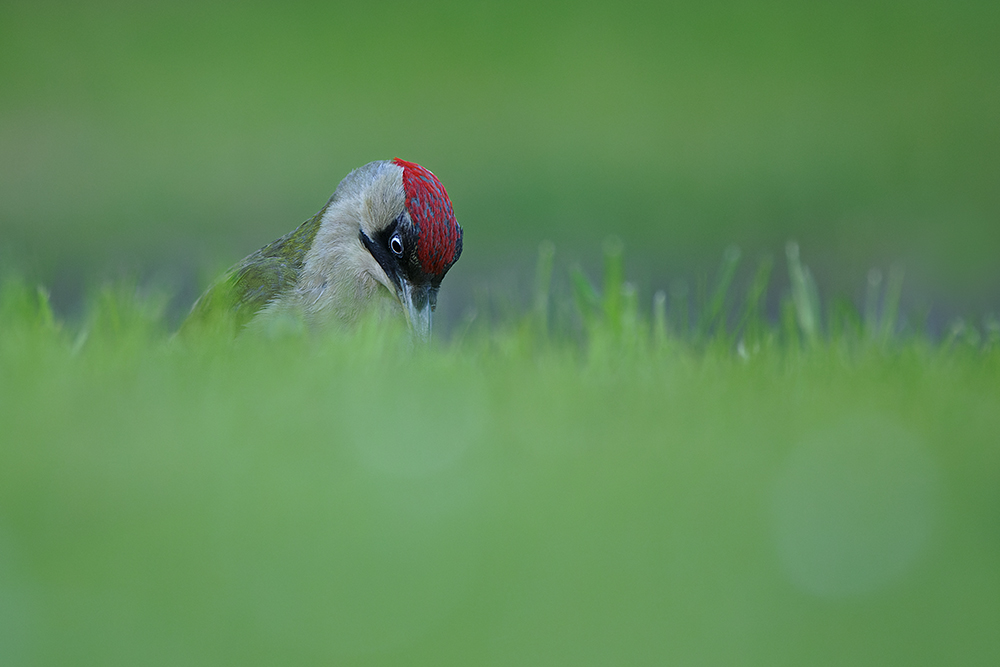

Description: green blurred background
[2,0,998,322]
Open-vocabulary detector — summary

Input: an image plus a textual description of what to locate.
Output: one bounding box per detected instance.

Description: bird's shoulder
[181,208,326,335]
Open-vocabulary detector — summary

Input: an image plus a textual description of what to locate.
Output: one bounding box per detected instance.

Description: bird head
[351,158,463,339]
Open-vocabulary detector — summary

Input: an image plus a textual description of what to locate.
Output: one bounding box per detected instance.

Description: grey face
[359,214,440,339]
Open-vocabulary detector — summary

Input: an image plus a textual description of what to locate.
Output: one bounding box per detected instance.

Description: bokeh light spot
[771,415,940,598]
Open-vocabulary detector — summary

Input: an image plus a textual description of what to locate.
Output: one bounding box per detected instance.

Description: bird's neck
[294,196,397,325]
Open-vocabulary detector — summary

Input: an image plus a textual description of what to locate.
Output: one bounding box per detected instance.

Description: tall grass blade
[534,241,556,338]
[653,290,668,351]
[0,279,60,336]
[828,296,862,343]
[621,282,639,349]
[86,283,168,348]
[786,242,820,344]
[670,280,689,338]
[700,245,741,341]
[864,268,882,339]
[780,295,800,350]
[735,255,772,349]
[880,264,905,343]
[602,237,624,336]
[571,266,601,332]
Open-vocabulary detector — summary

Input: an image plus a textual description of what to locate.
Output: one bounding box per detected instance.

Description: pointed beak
[398,279,433,340]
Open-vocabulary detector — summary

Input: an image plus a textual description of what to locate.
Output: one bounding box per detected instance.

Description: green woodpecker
[182,159,463,339]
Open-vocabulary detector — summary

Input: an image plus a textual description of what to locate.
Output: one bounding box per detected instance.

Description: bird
[181,158,463,339]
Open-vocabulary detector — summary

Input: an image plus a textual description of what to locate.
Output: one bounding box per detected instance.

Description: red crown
[393,158,461,276]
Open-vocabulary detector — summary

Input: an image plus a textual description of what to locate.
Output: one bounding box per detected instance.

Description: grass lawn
[1,248,998,665]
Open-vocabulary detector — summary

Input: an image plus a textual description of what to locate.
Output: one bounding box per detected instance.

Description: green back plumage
[181,206,325,336]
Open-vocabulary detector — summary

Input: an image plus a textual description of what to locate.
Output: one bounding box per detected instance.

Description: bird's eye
[389,233,404,256]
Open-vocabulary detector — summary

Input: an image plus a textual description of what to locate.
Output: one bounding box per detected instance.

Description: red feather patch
[393,158,461,276]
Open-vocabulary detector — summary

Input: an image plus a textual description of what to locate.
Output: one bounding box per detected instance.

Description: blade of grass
[534,241,556,339]
[786,242,820,345]
[880,264,905,344]
[602,237,625,337]
[653,290,668,351]
[621,282,639,349]
[700,245,742,342]
[670,280,690,340]
[864,268,883,340]
[571,266,601,333]
[735,255,773,349]
[781,295,800,350]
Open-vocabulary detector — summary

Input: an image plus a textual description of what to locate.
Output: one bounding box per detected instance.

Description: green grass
[1,248,999,665]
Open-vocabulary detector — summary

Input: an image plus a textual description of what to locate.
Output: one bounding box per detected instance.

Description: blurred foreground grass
[1,247,999,665]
